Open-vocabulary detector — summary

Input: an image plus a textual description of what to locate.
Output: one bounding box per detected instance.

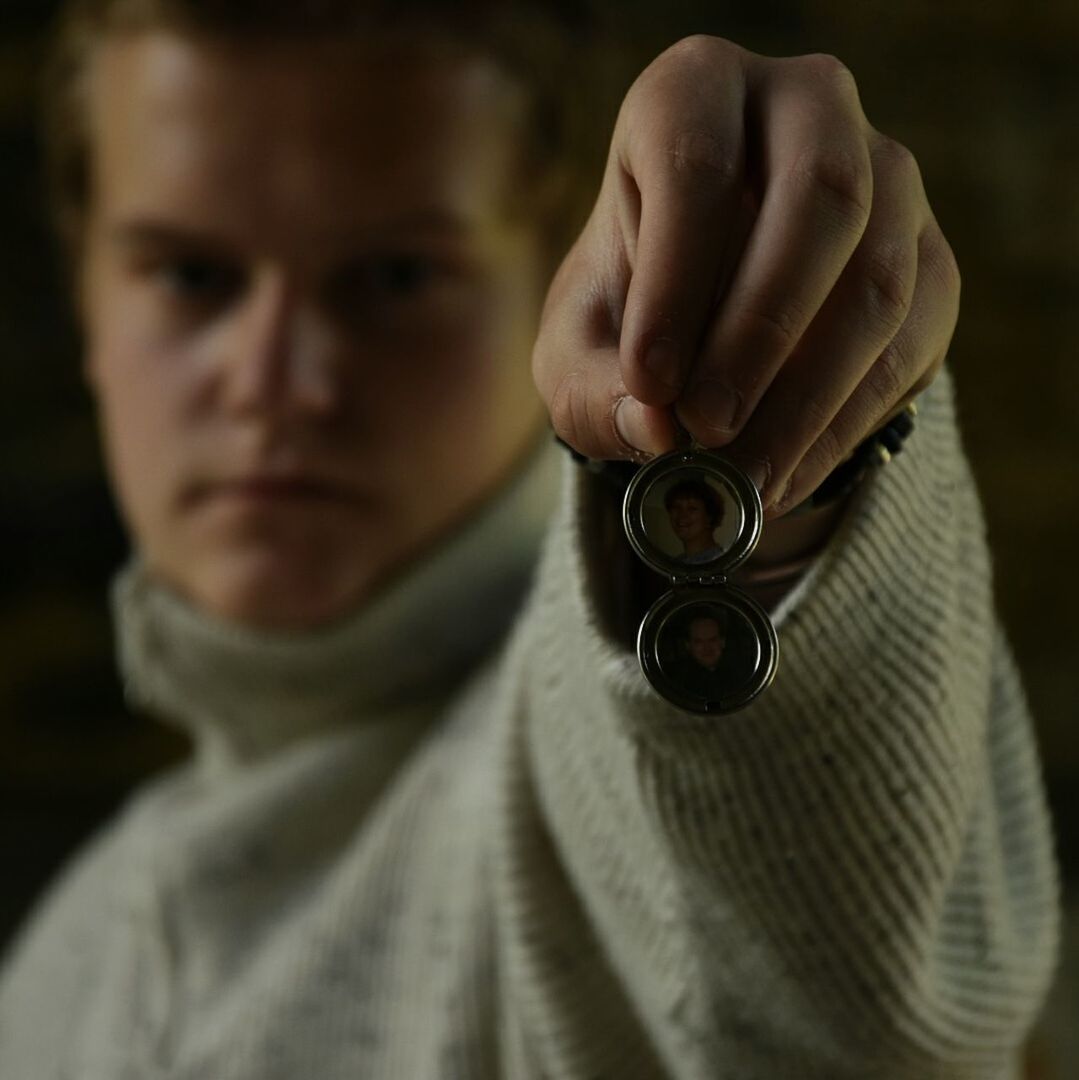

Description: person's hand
[533,36,959,519]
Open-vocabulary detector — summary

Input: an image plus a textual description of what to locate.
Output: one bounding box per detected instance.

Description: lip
[194,475,360,507]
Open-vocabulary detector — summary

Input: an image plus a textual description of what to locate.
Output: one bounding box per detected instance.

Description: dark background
[2,0,1077,1062]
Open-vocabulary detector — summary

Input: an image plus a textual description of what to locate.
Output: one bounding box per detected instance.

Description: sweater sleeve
[496,370,1060,1080]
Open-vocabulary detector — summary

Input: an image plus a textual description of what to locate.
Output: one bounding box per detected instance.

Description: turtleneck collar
[113,439,561,766]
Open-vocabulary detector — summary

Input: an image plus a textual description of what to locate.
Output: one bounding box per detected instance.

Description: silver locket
[623,449,779,715]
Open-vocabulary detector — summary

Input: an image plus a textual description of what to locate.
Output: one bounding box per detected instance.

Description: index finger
[616,37,750,408]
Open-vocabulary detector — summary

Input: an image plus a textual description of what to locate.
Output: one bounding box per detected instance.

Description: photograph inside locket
[642,470,744,566]
[656,602,761,699]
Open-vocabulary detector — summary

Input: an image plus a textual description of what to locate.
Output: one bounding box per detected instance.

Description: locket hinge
[669,572,729,589]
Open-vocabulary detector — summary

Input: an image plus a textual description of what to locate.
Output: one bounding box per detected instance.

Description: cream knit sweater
[0,374,1059,1079]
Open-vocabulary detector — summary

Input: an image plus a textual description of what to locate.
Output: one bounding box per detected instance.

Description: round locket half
[622,449,763,579]
[636,586,779,714]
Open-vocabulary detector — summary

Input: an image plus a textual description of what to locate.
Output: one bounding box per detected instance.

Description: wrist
[730,496,849,610]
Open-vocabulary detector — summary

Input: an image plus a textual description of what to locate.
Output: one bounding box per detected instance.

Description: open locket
[623,449,779,715]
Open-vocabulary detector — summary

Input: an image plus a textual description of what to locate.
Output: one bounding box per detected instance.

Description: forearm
[517,371,1058,1077]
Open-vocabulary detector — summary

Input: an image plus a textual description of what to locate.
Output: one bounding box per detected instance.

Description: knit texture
[0,374,1059,1079]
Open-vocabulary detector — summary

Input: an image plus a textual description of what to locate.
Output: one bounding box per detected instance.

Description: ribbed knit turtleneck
[0,374,1059,1080]
[112,438,560,765]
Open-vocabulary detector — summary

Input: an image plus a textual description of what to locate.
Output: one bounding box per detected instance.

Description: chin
[180,549,375,632]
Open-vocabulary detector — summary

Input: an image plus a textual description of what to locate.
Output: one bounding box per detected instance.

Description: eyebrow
[108,222,232,252]
[108,209,476,252]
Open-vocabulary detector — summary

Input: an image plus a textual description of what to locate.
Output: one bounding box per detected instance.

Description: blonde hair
[42,0,621,267]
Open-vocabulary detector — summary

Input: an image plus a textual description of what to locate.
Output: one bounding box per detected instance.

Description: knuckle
[547,369,613,460]
[623,37,744,189]
[798,52,859,95]
[736,293,806,357]
[809,421,847,477]
[865,342,912,416]
[659,34,727,72]
[914,350,946,393]
[789,146,872,229]
[859,242,915,331]
[629,35,722,105]
[921,227,962,299]
[799,392,838,439]
[786,52,859,102]
[667,129,741,188]
[547,370,586,448]
[873,133,921,187]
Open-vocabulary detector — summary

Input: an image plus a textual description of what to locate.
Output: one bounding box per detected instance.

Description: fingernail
[614,396,653,459]
[687,378,743,436]
[730,455,771,498]
[643,338,682,391]
[765,470,797,513]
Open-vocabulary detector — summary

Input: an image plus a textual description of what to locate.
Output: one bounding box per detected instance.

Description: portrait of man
[662,603,759,701]
[685,611,728,672]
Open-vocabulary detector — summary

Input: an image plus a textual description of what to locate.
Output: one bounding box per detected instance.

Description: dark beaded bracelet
[789,401,917,513]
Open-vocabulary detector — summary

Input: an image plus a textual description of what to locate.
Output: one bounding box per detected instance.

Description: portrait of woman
[663,477,729,564]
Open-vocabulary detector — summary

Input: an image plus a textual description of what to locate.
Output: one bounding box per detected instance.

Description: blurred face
[686,617,726,670]
[80,32,548,629]
[668,495,713,546]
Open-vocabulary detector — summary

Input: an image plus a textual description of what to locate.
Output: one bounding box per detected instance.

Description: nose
[221,272,340,419]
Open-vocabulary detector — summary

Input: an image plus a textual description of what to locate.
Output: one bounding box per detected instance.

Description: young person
[0,2,1058,1077]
